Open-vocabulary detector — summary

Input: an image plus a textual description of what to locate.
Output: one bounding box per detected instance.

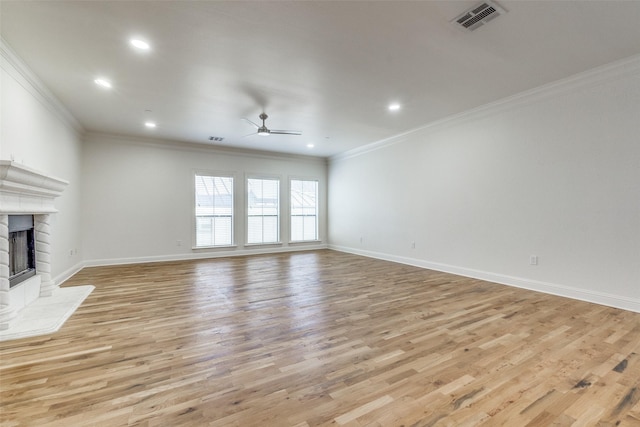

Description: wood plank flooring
[1,249,639,426]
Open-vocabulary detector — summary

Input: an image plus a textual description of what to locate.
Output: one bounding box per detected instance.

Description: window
[195,174,233,247]
[290,179,318,242]
[247,178,280,244]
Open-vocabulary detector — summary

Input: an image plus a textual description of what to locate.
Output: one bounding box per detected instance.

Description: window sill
[288,240,323,245]
[244,242,283,248]
[192,244,238,250]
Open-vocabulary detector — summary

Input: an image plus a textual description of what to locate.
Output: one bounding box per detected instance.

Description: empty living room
[1,1,639,426]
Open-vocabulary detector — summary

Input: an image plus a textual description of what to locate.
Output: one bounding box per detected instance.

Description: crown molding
[0,37,84,135]
[330,53,640,163]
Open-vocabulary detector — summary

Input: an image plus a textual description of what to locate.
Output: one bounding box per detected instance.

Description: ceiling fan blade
[242,131,258,138]
[242,118,260,129]
[270,130,302,136]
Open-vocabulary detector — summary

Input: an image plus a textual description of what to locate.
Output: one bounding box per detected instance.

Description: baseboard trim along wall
[55,261,86,288]
[59,244,638,314]
[329,245,640,314]
[80,243,329,269]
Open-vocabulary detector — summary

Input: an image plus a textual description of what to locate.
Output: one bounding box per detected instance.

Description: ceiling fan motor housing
[244,112,302,136]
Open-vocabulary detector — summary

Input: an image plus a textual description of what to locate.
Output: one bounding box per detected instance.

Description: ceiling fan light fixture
[257,128,270,136]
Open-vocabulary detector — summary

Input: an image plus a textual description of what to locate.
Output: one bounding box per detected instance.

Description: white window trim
[288,176,320,244]
[193,170,237,249]
[245,173,282,246]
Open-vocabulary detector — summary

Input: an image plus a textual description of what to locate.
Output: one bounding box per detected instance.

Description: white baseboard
[329,245,640,314]
[83,243,329,268]
[55,261,86,286]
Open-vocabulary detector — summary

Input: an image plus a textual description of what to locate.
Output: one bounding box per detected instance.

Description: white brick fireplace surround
[0,160,68,330]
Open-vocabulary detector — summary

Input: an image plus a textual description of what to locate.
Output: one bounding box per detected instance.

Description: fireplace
[0,161,68,330]
[9,215,36,288]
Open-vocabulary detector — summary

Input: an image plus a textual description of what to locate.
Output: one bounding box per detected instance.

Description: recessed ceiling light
[130,38,150,50]
[145,121,157,128]
[94,78,112,89]
[388,103,401,112]
[307,143,314,148]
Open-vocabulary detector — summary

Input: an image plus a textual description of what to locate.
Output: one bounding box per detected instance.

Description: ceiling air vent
[452,1,506,31]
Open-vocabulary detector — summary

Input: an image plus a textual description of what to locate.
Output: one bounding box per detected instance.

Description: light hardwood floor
[1,250,639,426]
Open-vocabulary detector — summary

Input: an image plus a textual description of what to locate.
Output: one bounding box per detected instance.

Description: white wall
[82,133,327,265]
[1,41,84,282]
[329,55,640,312]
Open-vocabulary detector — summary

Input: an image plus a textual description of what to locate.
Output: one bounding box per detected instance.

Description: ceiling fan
[243,113,302,137]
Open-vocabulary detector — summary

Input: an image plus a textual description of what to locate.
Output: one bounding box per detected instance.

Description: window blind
[247,178,280,244]
[290,179,318,242]
[195,174,233,246]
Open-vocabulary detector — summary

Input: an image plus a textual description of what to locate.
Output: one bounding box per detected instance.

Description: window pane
[291,216,303,241]
[262,216,278,242]
[196,217,213,246]
[195,174,233,247]
[247,178,280,244]
[247,216,263,244]
[290,179,318,242]
[213,217,232,246]
[303,216,317,241]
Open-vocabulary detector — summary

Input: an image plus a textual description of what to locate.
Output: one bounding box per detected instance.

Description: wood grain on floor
[1,250,639,426]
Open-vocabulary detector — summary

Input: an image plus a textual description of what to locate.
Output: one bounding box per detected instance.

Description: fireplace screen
[8,215,36,288]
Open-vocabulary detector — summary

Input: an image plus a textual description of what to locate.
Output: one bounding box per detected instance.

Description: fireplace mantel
[0,161,69,330]
[0,160,69,214]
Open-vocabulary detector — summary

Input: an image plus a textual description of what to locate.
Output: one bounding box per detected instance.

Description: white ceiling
[2,1,640,158]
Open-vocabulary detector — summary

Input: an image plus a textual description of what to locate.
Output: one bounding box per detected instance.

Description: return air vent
[452,1,506,31]
[208,136,224,142]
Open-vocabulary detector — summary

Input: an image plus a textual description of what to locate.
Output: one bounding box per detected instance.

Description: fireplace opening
[8,215,36,288]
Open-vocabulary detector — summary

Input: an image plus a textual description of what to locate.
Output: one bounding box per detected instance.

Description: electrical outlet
[177,240,183,247]
[530,255,538,266]
[360,236,363,244]
[411,241,416,249]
